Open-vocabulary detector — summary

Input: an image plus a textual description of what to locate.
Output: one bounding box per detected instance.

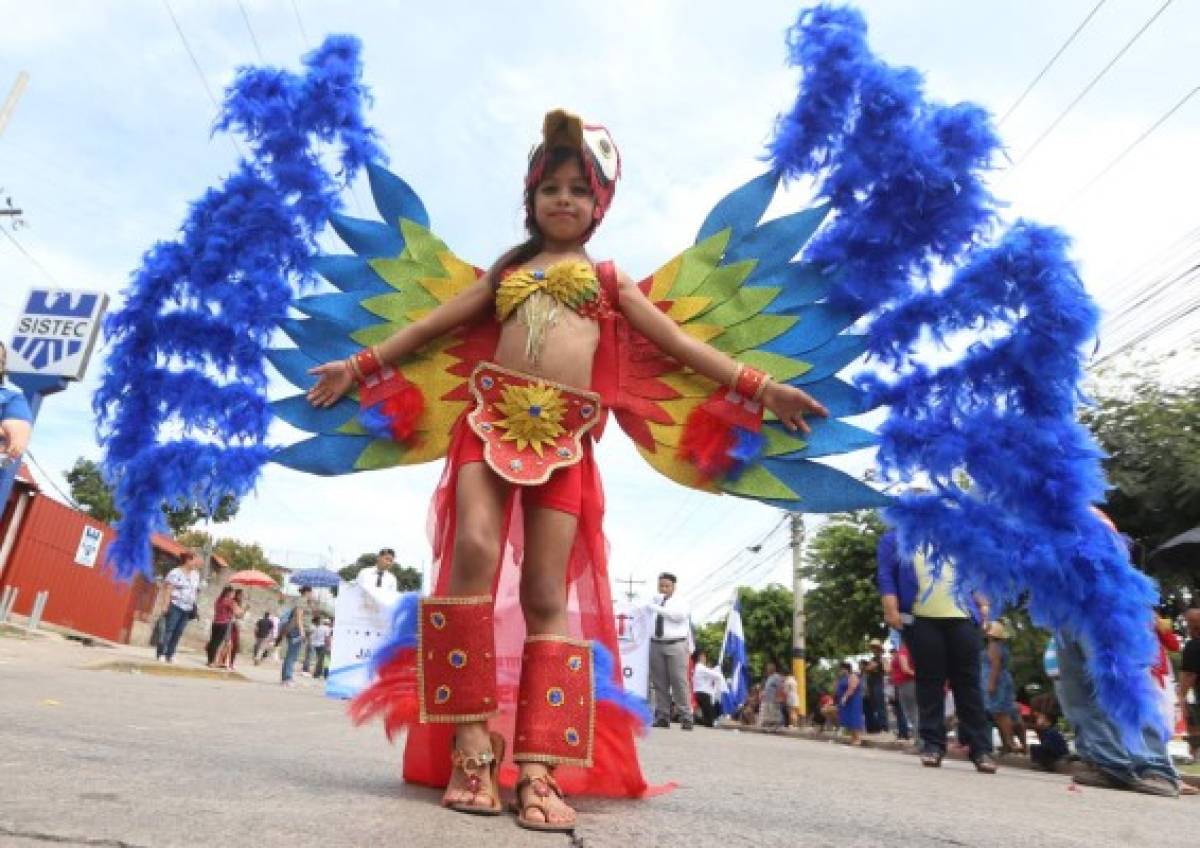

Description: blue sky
[2,1,1198,621]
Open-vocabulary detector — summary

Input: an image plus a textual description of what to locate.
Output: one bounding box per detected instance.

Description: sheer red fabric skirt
[398,416,670,798]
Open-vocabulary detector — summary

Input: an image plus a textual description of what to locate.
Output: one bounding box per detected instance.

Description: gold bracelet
[345,356,363,382]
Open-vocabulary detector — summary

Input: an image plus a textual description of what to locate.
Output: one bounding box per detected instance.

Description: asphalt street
[0,631,1193,848]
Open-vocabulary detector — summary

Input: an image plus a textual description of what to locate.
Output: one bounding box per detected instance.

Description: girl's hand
[306,360,354,408]
[762,382,828,434]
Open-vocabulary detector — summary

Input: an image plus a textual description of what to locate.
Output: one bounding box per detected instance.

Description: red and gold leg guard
[513,635,595,768]
[418,595,499,723]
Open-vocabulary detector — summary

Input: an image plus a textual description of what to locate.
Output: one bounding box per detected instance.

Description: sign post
[1,288,109,512]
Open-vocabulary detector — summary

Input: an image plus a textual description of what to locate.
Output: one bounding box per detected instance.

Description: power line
[1072,85,1200,200]
[236,0,265,62]
[682,515,788,604]
[289,0,312,49]
[1012,0,1173,169]
[161,0,243,160]
[997,0,1108,127]
[0,222,61,286]
[24,449,82,510]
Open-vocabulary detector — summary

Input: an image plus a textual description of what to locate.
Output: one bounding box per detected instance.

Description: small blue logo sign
[12,292,100,370]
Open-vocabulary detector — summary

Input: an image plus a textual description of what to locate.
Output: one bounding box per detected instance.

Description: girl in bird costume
[96,4,1169,834]
[306,110,829,831]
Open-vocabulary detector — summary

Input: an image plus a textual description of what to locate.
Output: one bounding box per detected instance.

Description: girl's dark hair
[839,661,853,672]
[485,146,588,283]
[218,586,234,599]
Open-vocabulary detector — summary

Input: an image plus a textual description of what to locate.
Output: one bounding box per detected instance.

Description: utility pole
[0,71,29,138]
[615,574,646,603]
[790,512,807,720]
[1,73,29,226]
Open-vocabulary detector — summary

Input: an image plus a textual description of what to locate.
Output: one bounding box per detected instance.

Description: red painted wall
[0,495,151,643]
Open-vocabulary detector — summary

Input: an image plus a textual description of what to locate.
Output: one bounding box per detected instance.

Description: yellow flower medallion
[493,382,567,456]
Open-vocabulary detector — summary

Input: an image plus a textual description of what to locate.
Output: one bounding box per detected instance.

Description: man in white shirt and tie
[648,572,694,730]
[356,547,400,607]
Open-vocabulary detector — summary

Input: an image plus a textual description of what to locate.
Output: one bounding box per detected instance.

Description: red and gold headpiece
[526,109,621,228]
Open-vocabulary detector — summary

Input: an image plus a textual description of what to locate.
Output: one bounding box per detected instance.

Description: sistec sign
[9,289,109,380]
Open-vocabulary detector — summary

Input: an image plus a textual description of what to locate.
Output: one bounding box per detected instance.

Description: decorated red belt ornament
[467,362,602,486]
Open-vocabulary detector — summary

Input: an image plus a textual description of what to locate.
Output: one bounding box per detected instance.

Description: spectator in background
[1180,607,1200,762]
[691,650,725,727]
[877,530,997,773]
[784,669,800,728]
[835,661,864,746]
[311,616,333,679]
[357,547,400,607]
[213,589,246,670]
[278,586,312,688]
[892,640,919,746]
[156,551,202,663]
[981,621,1026,754]
[816,692,837,733]
[739,685,762,726]
[206,587,238,667]
[252,610,273,665]
[863,639,887,733]
[759,661,785,730]
[1027,693,1069,772]
[648,572,693,730]
[0,341,33,465]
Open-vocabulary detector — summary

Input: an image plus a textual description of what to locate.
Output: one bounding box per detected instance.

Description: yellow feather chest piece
[495,260,610,364]
[494,260,601,321]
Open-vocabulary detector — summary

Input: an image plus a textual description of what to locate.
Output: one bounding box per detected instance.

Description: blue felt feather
[270,394,358,434]
[696,170,781,245]
[366,162,429,229]
[272,434,373,476]
[592,641,652,727]
[311,255,392,294]
[329,212,405,258]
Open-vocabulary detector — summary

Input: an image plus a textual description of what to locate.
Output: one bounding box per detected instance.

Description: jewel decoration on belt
[546,686,565,707]
[448,649,467,669]
[435,685,451,704]
[494,382,567,455]
[564,727,581,746]
[430,611,446,629]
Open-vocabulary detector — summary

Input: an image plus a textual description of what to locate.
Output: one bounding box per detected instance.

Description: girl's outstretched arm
[307,276,495,407]
[615,269,828,433]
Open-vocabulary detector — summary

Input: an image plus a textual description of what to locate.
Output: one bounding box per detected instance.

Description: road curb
[86,659,250,682]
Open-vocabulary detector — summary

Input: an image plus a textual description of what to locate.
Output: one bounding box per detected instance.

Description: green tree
[693,619,725,663]
[737,584,795,682]
[65,457,238,535]
[337,552,422,591]
[177,530,285,582]
[802,510,887,665]
[1081,370,1200,597]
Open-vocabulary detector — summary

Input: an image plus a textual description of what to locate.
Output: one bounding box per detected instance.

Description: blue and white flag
[719,595,750,716]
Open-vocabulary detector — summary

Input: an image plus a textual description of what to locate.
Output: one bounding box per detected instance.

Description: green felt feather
[719,465,796,500]
[701,287,787,327]
[711,315,795,354]
[666,232,730,299]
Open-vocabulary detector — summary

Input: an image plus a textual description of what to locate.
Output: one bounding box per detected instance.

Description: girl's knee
[519,575,566,626]
[453,525,500,584]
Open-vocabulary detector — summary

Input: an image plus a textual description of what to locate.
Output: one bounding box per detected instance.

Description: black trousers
[905,616,992,759]
[205,622,231,665]
[695,692,719,727]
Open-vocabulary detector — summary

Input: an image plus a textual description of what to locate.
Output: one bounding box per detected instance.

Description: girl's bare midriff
[491,307,600,391]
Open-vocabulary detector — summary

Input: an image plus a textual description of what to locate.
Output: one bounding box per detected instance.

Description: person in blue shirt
[0,343,33,463]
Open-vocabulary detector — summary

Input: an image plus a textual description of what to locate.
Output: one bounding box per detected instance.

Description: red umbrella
[227,569,278,589]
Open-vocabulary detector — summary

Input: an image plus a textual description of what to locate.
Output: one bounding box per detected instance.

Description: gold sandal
[512,772,575,834]
[444,731,505,816]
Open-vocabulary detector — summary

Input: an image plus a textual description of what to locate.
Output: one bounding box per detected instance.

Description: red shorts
[457,428,587,516]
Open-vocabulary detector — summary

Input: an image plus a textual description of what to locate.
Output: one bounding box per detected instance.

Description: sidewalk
[718,719,1200,789]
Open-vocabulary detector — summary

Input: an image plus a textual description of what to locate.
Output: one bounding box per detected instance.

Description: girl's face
[533,157,596,246]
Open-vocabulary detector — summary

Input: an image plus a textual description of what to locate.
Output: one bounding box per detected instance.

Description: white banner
[325,583,395,699]
[614,599,654,699]
[74,525,103,567]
